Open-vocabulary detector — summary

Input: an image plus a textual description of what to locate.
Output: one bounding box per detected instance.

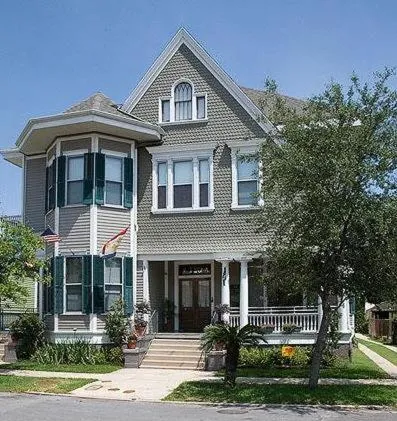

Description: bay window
[157,162,167,209]
[66,156,84,205]
[199,159,209,207]
[65,257,83,312]
[105,155,123,206]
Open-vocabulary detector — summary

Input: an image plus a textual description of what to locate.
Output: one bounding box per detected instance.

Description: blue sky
[1,0,396,215]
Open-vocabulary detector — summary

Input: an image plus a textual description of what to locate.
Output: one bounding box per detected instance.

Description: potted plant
[260,324,275,334]
[164,299,175,331]
[282,323,302,334]
[127,333,138,349]
[134,301,151,337]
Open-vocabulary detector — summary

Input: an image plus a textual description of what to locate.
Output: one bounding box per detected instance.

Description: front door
[179,279,211,332]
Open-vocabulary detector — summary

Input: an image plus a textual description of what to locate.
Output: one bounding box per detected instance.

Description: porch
[139,257,354,343]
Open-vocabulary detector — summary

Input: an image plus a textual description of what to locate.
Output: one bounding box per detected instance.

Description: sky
[1,0,396,215]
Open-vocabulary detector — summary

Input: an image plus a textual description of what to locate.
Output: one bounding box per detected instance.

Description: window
[66,156,84,205]
[199,159,209,207]
[104,258,122,312]
[159,80,207,123]
[174,82,192,121]
[173,160,193,208]
[105,155,123,206]
[237,157,258,205]
[65,257,82,312]
[157,162,167,209]
[46,161,55,211]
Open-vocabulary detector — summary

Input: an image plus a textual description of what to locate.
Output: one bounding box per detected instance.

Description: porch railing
[229,306,319,333]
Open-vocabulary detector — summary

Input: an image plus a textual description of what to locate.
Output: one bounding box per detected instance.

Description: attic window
[159,80,207,123]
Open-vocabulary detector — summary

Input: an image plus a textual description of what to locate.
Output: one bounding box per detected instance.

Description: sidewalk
[358,343,397,378]
[355,333,397,354]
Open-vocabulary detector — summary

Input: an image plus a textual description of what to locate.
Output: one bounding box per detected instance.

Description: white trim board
[121,28,276,136]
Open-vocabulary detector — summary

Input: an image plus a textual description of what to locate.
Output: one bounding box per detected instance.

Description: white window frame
[158,79,208,124]
[64,255,83,315]
[147,142,216,214]
[64,149,88,207]
[228,139,264,210]
[102,149,127,208]
[103,257,123,313]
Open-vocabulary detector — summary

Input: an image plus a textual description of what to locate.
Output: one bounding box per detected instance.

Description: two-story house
[1,29,353,351]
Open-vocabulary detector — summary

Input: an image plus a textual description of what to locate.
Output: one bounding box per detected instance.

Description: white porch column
[220,261,230,323]
[239,260,249,327]
[338,297,350,333]
[142,260,149,302]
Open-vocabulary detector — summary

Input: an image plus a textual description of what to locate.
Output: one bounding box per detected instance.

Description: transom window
[237,157,258,206]
[66,156,84,205]
[104,258,122,312]
[105,155,123,206]
[65,257,83,312]
[160,80,207,123]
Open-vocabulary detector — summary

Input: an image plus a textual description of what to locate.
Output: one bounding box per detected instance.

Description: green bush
[10,313,46,359]
[239,346,311,368]
[105,347,124,365]
[104,299,129,348]
[32,339,120,366]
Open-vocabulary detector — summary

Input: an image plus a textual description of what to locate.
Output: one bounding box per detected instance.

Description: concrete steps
[140,337,205,370]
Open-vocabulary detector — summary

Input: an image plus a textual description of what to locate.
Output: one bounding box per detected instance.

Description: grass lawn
[165,382,397,406]
[218,349,388,379]
[359,339,397,366]
[0,361,121,374]
[0,375,93,394]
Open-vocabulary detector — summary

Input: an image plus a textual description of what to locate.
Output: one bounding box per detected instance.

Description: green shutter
[54,256,64,314]
[124,157,133,208]
[45,166,49,213]
[95,153,105,205]
[83,153,94,205]
[124,257,133,315]
[82,255,93,314]
[57,156,66,208]
[48,258,55,314]
[93,255,104,313]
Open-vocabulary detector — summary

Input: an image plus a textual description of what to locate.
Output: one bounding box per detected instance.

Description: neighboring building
[367,302,397,340]
[0,29,353,346]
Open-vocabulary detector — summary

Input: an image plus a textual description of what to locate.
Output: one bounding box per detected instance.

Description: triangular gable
[122,28,275,135]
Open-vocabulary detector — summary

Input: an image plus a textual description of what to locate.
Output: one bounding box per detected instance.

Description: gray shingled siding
[24,157,46,233]
[61,138,91,152]
[59,206,90,254]
[99,138,132,156]
[136,260,144,303]
[133,44,266,254]
[58,315,90,331]
[97,207,131,254]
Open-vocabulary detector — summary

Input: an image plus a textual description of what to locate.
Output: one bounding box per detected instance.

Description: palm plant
[201,323,264,386]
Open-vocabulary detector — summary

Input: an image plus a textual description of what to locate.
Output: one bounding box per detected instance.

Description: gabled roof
[122,28,276,135]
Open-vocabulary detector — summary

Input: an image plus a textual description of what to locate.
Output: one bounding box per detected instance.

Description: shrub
[10,313,46,359]
[104,299,129,347]
[106,346,124,365]
[239,346,312,368]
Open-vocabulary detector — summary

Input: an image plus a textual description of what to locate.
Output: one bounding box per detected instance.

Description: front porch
[140,257,354,344]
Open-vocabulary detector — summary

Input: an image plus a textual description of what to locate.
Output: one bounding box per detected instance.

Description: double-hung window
[104,257,122,312]
[65,257,82,312]
[237,157,258,206]
[148,143,215,213]
[66,156,84,205]
[105,155,123,206]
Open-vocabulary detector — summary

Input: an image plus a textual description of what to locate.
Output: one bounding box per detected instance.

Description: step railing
[137,309,158,367]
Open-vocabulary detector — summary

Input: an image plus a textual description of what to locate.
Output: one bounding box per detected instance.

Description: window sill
[151,206,214,215]
[231,205,260,211]
[100,204,128,210]
[159,119,208,127]
[61,312,85,316]
[63,204,88,209]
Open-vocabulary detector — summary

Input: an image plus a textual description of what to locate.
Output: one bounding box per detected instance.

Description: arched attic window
[174,82,192,121]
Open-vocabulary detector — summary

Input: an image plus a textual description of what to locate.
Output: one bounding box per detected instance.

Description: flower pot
[127,341,137,349]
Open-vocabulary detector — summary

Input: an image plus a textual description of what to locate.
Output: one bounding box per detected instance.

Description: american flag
[40,228,61,243]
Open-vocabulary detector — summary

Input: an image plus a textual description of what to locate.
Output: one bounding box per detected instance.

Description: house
[0,29,354,352]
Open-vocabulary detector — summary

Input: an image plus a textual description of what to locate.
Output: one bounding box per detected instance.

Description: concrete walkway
[358,343,397,378]
[356,333,397,353]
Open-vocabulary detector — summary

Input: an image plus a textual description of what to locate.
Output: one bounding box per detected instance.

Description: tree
[255,69,397,389]
[0,219,47,306]
[104,299,129,347]
[201,323,263,386]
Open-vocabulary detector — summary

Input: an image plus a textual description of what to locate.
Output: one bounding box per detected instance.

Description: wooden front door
[179,278,211,332]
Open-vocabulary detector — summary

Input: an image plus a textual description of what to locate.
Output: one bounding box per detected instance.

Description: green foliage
[281,323,301,334]
[104,299,129,347]
[255,69,397,387]
[10,313,46,359]
[239,346,311,368]
[201,323,264,386]
[0,220,47,304]
[32,339,119,365]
